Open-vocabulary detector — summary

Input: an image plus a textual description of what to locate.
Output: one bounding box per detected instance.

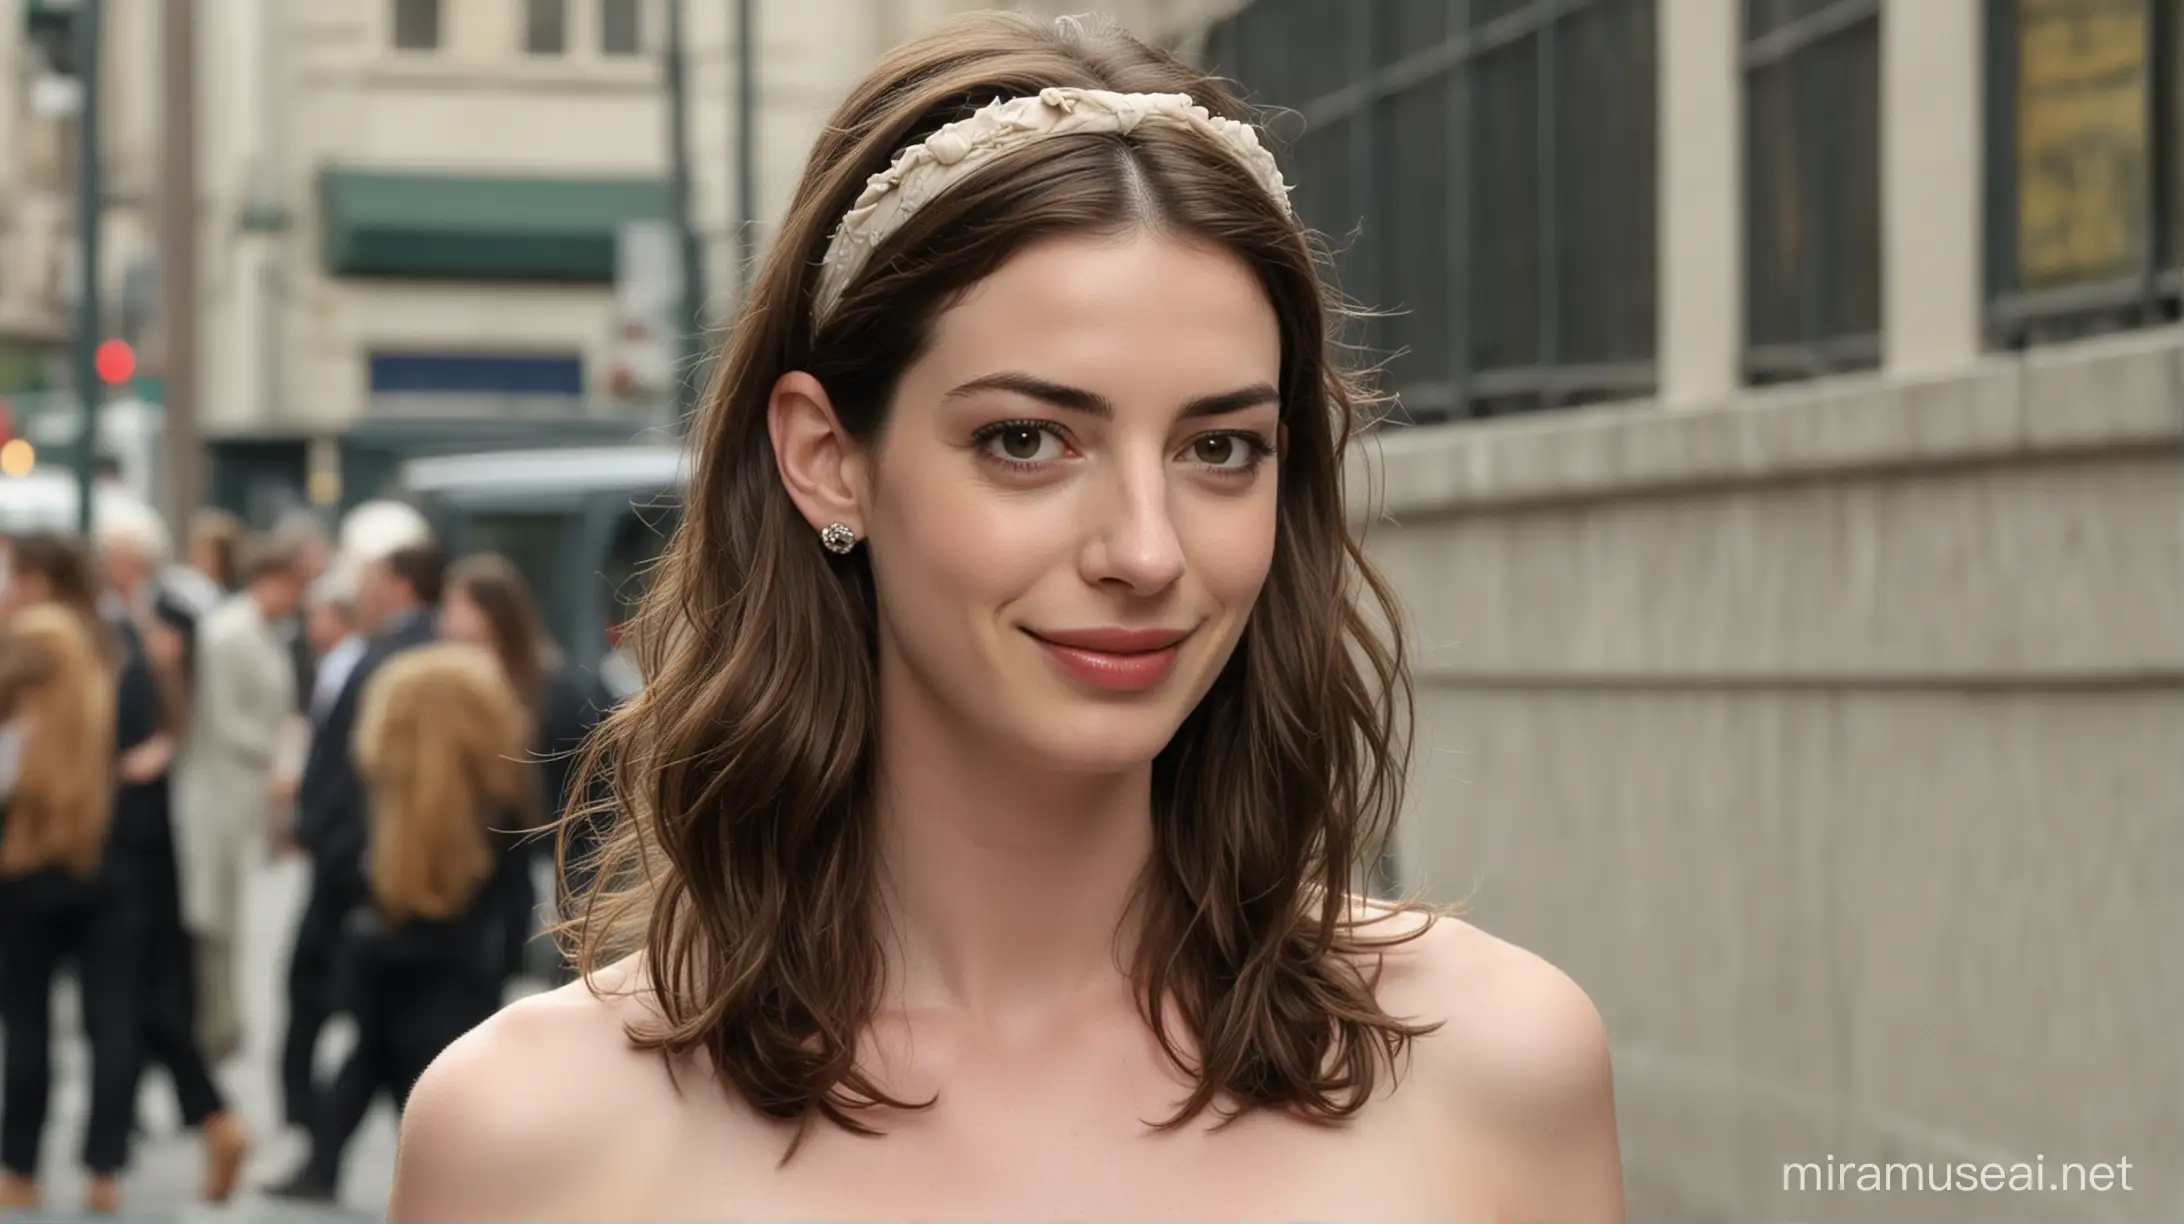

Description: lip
[1025,625,1193,694]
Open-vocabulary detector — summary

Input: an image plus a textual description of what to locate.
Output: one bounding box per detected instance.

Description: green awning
[319,169,669,282]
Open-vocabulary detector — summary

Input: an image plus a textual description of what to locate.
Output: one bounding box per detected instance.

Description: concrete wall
[1357,328,2184,1221]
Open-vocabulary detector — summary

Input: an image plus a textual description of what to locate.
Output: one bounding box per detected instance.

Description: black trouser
[131,832,224,1128]
[296,946,500,1188]
[498,846,537,980]
[280,858,364,1129]
[0,869,143,1177]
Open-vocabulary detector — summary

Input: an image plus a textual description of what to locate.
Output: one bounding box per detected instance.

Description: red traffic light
[95,339,135,386]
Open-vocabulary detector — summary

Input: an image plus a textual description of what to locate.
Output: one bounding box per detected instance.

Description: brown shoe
[199,1109,249,1203]
[0,1173,38,1211]
[84,1175,119,1214]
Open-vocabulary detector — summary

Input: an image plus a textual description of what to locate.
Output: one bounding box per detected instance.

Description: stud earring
[819,522,858,555]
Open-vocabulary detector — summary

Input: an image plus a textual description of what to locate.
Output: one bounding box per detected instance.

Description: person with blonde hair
[269,642,532,1203]
[0,533,132,1213]
[281,533,441,1134]
[438,552,616,979]
[388,12,1622,1224]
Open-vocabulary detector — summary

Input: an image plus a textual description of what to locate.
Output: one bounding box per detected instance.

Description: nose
[1078,453,1187,595]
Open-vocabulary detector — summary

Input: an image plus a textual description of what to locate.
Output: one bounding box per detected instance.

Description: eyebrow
[942,371,1281,421]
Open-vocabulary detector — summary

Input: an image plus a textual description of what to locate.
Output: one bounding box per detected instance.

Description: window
[1203,0,1659,423]
[1741,0,1882,383]
[526,0,569,55]
[367,352,585,396]
[392,0,440,50]
[1985,0,2173,346]
[601,0,643,55]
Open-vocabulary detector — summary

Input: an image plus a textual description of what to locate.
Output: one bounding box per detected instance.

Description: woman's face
[854,233,1284,773]
[437,584,491,650]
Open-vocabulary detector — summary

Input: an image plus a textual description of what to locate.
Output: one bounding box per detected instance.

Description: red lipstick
[1026,626,1191,694]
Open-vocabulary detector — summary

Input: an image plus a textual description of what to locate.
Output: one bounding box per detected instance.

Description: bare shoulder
[387,957,677,1222]
[1373,912,1611,1099]
[1361,906,1627,1222]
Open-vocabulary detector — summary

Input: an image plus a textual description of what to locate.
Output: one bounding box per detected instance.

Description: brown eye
[999,426,1044,460]
[1193,435,1239,466]
[981,424,1064,464]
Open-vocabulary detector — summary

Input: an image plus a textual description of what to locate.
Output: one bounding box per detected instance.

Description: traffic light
[94,339,134,386]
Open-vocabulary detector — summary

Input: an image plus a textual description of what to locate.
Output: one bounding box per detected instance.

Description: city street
[29,856,399,1222]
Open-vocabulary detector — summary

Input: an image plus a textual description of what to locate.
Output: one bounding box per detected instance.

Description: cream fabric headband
[811,87,1295,327]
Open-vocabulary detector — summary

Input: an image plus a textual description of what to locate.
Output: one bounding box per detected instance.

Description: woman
[278,643,533,1200]
[439,552,614,972]
[389,14,1623,1223]
[0,534,129,1213]
[120,589,250,1202]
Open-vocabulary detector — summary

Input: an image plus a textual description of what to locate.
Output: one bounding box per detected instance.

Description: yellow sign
[2016,0,2151,290]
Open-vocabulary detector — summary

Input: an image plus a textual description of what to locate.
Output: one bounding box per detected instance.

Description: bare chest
[597,1054,1502,1223]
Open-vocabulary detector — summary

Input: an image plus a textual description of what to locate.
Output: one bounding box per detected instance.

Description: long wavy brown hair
[359,643,534,923]
[446,553,559,711]
[561,11,1429,1140]
[0,601,117,878]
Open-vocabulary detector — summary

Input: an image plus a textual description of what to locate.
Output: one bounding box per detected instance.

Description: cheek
[1181,489,1280,609]
[870,472,1058,612]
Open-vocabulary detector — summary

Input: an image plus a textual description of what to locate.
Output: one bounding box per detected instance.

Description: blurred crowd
[0,497,616,1214]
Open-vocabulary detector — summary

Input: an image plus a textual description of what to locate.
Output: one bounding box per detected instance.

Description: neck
[872,652,1153,1030]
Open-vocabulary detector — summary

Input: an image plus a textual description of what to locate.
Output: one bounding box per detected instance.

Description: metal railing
[1202,0,1660,425]
[1741,0,1883,384]
[1983,0,2181,347]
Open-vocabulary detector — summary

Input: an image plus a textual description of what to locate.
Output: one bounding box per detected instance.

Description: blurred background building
[0,0,1239,522]
[0,1,2176,1221]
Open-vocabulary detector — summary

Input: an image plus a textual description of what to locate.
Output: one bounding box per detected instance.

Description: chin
[1002,702,1190,776]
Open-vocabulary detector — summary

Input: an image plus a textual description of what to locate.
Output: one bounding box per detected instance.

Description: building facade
[0,0,164,392]
[1187,0,2181,1220]
[0,0,1243,519]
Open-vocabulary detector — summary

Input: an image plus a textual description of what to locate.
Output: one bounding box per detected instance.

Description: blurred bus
[394,444,687,695]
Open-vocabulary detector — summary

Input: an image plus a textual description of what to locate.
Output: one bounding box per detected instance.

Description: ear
[767,371,867,536]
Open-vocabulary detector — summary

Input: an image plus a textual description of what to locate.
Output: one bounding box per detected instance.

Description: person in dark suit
[268,643,530,1203]
[80,505,255,1210]
[279,538,443,1133]
[437,553,615,980]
